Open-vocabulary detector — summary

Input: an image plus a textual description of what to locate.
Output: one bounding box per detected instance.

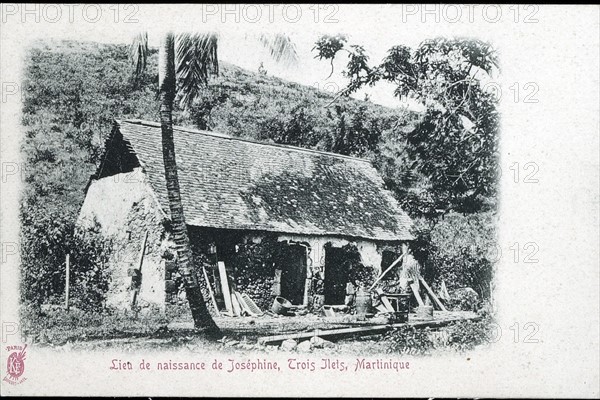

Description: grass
[21,304,493,356]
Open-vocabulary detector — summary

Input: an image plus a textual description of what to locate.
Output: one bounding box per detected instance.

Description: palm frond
[258,33,298,66]
[175,32,220,107]
[130,32,149,78]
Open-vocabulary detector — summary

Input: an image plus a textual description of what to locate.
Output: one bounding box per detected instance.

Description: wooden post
[65,254,70,311]
[217,261,233,314]
[201,266,219,312]
[131,231,148,309]
[419,276,448,312]
[230,289,242,317]
[303,278,311,306]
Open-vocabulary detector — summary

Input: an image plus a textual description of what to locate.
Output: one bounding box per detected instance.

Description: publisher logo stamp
[3,344,27,385]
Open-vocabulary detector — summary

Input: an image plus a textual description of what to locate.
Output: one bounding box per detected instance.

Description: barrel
[271,296,293,315]
[355,290,372,315]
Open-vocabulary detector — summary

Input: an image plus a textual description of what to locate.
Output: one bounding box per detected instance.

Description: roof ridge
[117,119,371,164]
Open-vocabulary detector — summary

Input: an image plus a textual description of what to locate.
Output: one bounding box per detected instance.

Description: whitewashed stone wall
[77,167,169,310]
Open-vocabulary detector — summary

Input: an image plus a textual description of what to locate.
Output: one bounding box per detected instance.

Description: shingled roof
[96,119,413,241]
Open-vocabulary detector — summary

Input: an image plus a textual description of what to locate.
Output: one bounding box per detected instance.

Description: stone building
[78,119,414,311]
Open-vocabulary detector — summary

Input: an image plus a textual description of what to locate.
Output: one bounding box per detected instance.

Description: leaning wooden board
[217,261,233,314]
[240,293,263,316]
[375,288,396,312]
[258,313,480,345]
[419,276,448,312]
[230,290,242,317]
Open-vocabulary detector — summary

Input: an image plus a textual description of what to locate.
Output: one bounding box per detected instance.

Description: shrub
[418,211,497,300]
[447,287,480,312]
[445,316,495,352]
[20,206,112,311]
[336,243,377,290]
[383,325,435,355]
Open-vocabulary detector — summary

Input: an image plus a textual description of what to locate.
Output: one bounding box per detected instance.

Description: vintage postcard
[0,3,598,398]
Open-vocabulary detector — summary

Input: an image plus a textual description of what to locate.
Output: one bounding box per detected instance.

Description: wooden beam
[217,261,233,314]
[230,290,242,317]
[234,291,255,316]
[375,288,396,312]
[241,293,264,316]
[257,313,480,345]
[368,252,407,291]
[202,266,219,313]
[419,276,447,312]
[131,231,148,309]
[65,254,70,311]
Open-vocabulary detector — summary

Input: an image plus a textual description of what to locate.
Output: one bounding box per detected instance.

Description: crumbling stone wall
[244,233,405,309]
[78,168,170,310]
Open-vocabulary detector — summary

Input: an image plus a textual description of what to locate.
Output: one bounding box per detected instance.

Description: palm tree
[130,31,297,335]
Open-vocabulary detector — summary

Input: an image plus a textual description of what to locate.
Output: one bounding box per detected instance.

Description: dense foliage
[426,211,496,299]
[20,213,111,310]
[314,36,500,217]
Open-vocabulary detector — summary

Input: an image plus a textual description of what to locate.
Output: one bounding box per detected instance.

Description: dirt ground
[56,310,478,354]
[174,310,478,338]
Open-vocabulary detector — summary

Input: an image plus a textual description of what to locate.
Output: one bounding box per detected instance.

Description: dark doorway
[279,244,307,305]
[324,246,349,305]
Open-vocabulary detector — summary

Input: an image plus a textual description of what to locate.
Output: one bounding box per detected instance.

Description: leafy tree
[314,36,500,216]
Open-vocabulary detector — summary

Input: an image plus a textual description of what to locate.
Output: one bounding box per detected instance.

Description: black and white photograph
[1,4,598,398]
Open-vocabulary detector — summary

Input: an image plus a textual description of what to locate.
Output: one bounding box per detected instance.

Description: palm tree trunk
[158,33,219,335]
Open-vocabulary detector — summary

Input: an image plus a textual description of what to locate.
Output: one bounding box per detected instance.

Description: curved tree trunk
[158,32,220,335]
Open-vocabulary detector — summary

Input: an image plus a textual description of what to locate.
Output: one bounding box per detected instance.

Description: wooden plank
[272,269,281,296]
[241,293,263,316]
[257,314,480,345]
[131,231,148,309]
[65,254,70,311]
[439,280,450,301]
[230,290,242,316]
[410,282,425,307]
[234,291,254,316]
[375,288,396,312]
[419,276,447,312]
[202,266,219,312]
[258,325,390,345]
[217,261,233,314]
